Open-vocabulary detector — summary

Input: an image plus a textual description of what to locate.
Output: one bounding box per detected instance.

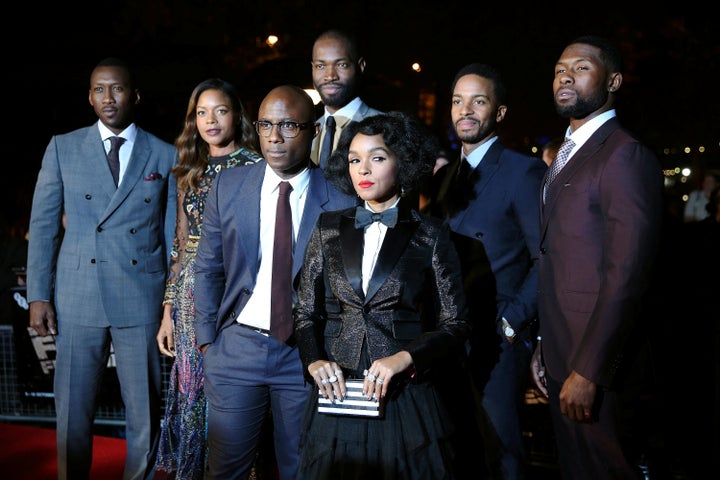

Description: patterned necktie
[318,115,336,170]
[543,138,575,202]
[354,206,399,229]
[107,136,125,187]
[270,181,294,343]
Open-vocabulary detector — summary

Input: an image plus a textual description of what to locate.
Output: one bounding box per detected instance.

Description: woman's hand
[309,360,347,403]
[363,351,412,401]
[156,305,175,357]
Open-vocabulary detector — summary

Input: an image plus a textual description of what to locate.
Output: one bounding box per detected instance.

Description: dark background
[5,1,718,235]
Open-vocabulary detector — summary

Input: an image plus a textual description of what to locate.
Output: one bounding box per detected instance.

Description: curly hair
[324,112,439,197]
[173,78,259,191]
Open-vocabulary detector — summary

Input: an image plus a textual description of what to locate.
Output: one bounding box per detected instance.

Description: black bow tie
[354,206,399,229]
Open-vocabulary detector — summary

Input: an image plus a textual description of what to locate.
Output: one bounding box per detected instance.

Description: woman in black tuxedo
[293,112,471,479]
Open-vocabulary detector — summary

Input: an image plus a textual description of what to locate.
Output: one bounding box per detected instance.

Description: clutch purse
[318,379,384,418]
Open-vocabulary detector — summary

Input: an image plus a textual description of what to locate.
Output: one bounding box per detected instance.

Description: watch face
[505,326,515,337]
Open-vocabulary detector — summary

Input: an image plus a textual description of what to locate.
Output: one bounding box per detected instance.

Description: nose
[358,159,370,175]
[324,65,338,82]
[267,124,284,143]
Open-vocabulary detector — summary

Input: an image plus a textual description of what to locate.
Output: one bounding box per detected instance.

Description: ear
[496,105,507,123]
[134,89,141,106]
[607,72,622,93]
[313,122,320,138]
[357,57,366,74]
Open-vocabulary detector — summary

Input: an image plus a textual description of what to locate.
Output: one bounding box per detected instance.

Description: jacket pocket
[392,311,422,340]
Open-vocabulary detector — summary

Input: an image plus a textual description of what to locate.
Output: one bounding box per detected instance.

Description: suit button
[91,259,96,264]
[130,228,137,234]
[363,305,371,314]
[97,226,103,232]
[131,259,138,265]
[85,194,92,200]
[144,198,152,203]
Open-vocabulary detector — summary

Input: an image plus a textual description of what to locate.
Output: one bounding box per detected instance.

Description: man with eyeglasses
[193,85,356,479]
[310,29,382,170]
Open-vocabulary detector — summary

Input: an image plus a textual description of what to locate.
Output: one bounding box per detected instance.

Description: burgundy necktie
[107,136,125,187]
[270,181,294,343]
[318,116,336,170]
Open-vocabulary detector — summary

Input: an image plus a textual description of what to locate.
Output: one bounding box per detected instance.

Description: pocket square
[144,172,163,181]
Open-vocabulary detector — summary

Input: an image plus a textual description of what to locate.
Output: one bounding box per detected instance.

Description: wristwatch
[501,318,516,341]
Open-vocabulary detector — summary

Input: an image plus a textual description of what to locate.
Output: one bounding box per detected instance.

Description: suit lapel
[339,212,365,299]
[364,202,417,303]
[449,141,503,229]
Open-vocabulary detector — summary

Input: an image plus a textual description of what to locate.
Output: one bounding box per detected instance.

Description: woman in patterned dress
[156,78,261,479]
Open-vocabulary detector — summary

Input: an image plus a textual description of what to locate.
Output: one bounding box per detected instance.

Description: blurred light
[681,167,691,177]
[412,62,422,73]
[304,89,321,105]
[684,146,691,154]
[266,35,278,47]
[699,146,706,153]
[531,146,539,154]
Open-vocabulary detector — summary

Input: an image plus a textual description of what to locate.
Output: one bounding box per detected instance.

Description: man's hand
[29,301,57,337]
[559,370,596,423]
[530,343,548,397]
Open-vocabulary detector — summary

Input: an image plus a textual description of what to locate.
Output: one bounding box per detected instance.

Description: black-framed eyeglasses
[253,120,312,138]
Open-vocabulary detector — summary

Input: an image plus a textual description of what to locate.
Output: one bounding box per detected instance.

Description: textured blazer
[294,199,470,380]
[310,99,383,165]
[26,124,177,327]
[193,161,356,348]
[430,140,547,351]
[538,117,663,387]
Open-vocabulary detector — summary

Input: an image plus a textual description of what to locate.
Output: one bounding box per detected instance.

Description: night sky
[5,1,718,233]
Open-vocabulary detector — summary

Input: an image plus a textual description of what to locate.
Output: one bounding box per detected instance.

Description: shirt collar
[325,97,363,120]
[97,120,137,144]
[463,135,499,169]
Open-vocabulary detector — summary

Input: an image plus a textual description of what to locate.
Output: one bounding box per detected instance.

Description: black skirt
[297,379,457,480]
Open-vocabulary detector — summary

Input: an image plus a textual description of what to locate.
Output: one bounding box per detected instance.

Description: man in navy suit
[194,85,356,480]
[429,63,547,479]
[530,36,663,479]
[310,29,383,170]
[27,57,177,480]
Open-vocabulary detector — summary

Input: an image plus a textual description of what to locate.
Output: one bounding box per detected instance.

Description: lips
[555,89,575,101]
[321,84,342,95]
[456,119,477,130]
[358,181,373,188]
[205,129,221,136]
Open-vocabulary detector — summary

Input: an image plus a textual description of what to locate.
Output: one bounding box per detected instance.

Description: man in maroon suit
[530,36,664,479]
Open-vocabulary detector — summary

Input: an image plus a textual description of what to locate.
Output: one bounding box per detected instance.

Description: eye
[217,108,229,115]
[197,110,206,117]
[314,63,325,70]
[258,121,272,130]
[337,62,349,69]
[348,156,360,164]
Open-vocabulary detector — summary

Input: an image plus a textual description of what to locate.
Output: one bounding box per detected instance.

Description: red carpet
[0,422,127,479]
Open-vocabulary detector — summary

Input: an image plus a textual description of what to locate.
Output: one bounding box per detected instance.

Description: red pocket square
[144,172,163,181]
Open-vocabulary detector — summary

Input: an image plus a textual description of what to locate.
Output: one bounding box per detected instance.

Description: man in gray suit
[310,29,383,170]
[194,85,356,479]
[27,57,177,480]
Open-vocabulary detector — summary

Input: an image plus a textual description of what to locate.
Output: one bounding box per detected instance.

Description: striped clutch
[318,379,385,418]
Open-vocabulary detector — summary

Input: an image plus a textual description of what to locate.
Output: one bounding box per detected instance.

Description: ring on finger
[321,378,328,385]
[328,375,338,383]
[334,369,343,376]
[367,373,376,382]
[376,377,384,385]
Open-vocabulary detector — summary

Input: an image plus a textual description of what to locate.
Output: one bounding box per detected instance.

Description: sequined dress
[156,148,261,479]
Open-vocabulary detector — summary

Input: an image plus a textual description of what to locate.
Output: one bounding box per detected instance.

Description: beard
[454,119,495,145]
[555,90,608,119]
[316,76,360,108]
